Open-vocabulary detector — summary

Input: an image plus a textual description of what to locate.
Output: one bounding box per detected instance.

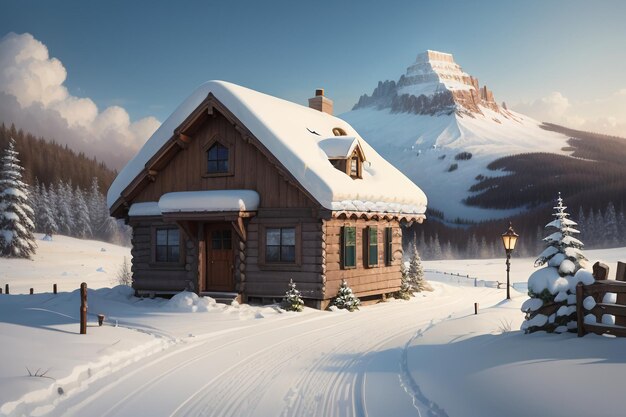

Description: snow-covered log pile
[521,194,593,333]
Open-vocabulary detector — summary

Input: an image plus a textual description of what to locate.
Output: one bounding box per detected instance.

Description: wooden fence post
[53,284,57,294]
[5,284,8,294]
[30,288,33,295]
[592,261,610,280]
[80,282,87,335]
[614,262,626,326]
[576,282,584,337]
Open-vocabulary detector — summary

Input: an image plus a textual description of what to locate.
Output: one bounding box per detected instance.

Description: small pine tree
[407,241,432,292]
[522,193,591,334]
[395,262,412,300]
[116,256,132,286]
[333,279,361,311]
[0,138,37,258]
[281,279,304,312]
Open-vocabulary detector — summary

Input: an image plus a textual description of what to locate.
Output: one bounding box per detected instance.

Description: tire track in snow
[285,297,463,417]
[175,300,424,417]
[54,313,328,417]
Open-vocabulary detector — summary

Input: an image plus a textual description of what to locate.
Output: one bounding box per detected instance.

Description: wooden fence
[577,261,626,337]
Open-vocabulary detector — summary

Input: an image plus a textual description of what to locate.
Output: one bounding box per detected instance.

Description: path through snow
[41,285,503,417]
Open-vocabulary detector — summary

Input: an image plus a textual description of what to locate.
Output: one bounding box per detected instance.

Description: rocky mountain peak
[353,50,501,116]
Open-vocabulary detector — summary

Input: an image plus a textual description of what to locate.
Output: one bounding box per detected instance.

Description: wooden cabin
[107,82,427,308]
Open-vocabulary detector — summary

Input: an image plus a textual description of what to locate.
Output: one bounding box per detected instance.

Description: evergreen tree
[395,262,413,300]
[443,241,454,260]
[0,138,36,258]
[593,208,604,247]
[38,184,58,238]
[618,205,626,244]
[333,279,360,311]
[586,209,596,247]
[479,236,490,258]
[31,178,41,231]
[577,206,586,242]
[604,202,619,247]
[431,233,443,260]
[73,186,92,238]
[522,193,592,334]
[407,240,432,292]
[281,279,304,312]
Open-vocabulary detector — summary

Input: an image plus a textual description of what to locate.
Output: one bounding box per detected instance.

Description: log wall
[323,218,403,300]
[245,210,324,300]
[129,218,198,293]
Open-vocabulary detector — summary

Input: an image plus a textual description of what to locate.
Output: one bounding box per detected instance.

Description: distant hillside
[406,124,626,260]
[0,123,116,191]
[465,124,626,213]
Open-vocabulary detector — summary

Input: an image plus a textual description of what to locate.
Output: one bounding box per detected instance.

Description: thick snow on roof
[128,202,161,217]
[158,190,260,213]
[108,81,427,215]
[318,137,363,160]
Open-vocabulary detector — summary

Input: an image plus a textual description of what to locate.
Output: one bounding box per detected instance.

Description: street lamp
[501,222,519,300]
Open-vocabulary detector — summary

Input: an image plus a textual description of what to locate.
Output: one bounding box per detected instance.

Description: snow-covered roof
[107,81,427,215]
[318,137,364,160]
[158,190,260,213]
[128,202,161,217]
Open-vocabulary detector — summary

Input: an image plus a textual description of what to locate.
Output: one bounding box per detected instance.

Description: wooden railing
[577,261,626,337]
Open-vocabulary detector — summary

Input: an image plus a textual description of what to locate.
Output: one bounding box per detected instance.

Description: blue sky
[1,0,625,166]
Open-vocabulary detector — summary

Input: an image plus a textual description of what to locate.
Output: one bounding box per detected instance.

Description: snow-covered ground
[2,236,626,417]
[341,107,571,222]
[0,234,130,294]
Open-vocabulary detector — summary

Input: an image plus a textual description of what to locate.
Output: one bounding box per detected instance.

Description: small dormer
[319,136,366,179]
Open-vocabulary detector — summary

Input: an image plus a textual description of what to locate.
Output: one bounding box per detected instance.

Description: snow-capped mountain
[342,50,571,223]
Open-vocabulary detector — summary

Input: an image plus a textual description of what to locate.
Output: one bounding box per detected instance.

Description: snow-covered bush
[0,138,36,258]
[281,279,304,312]
[333,279,360,312]
[521,193,591,334]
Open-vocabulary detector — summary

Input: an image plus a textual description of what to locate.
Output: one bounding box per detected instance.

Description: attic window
[350,157,359,178]
[332,127,347,136]
[207,143,229,174]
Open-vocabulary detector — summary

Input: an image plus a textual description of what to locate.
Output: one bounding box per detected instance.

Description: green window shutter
[342,226,356,268]
[385,227,393,266]
[367,226,378,267]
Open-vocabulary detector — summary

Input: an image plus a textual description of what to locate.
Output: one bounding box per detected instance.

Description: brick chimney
[308,88,333,115]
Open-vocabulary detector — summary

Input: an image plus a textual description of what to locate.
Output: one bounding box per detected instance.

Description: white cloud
[513,90,626,138]
[0,32,160,169]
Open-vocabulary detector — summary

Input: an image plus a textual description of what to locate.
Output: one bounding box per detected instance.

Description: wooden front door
[205,225,235,292]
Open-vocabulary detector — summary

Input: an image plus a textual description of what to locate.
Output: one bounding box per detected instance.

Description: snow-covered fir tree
[333,279,360,311]
[0,138,36,258]
[521,193,594,334]
[72,186,92,238]
[281,279,304,312]
[407,240,432,292]
[395,262,412,300]
[38,184,58,238]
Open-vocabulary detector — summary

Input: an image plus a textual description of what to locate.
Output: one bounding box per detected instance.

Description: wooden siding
[133,111,316,210]
[323,218,403,299]
[129,218,198,293]
[245,213,324,299]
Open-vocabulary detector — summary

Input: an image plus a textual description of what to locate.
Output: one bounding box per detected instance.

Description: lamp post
[501,222,519,300]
